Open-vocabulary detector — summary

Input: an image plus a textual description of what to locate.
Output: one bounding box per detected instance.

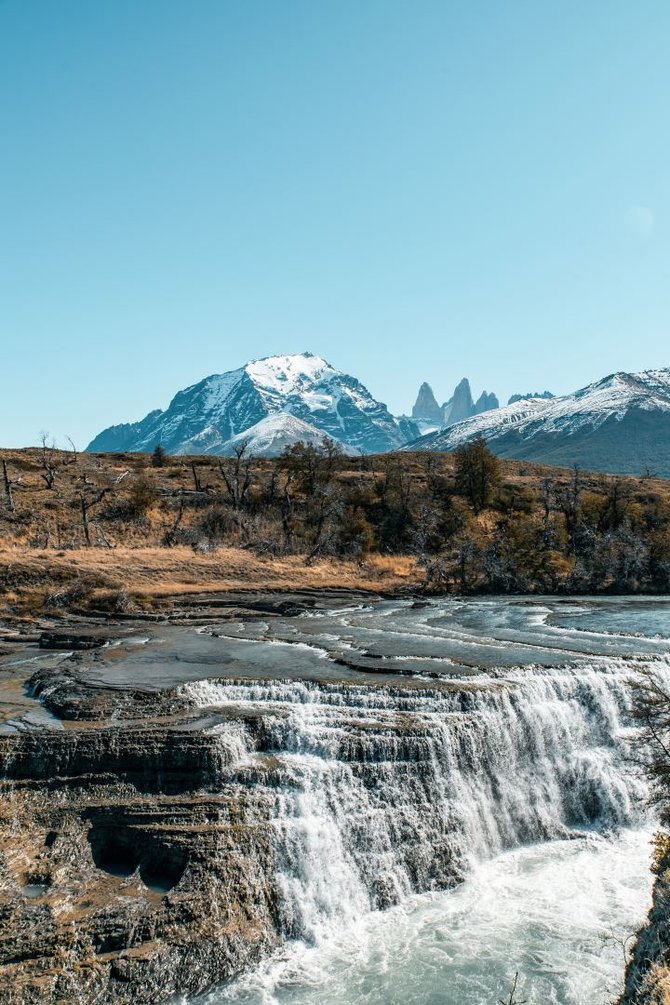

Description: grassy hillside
[1,442,669,621]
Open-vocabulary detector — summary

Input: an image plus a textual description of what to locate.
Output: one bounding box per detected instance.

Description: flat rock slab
[39,630,117,650]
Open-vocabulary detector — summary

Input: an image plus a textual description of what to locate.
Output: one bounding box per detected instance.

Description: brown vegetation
[620,670,670,1005]
[1,438,670,621]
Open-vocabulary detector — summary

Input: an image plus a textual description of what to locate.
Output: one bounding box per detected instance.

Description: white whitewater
[180,598,670,1005]
[206,829,653,1005]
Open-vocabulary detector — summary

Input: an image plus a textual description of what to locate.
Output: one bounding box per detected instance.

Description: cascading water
[177,597,670,1004]
[185,661,649,947]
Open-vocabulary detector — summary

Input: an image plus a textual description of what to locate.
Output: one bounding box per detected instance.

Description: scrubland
[1,439,669,621]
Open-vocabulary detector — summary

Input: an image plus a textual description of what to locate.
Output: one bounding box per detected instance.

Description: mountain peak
[412,382,443,423]
[244,353,334,397]
[474,391,499,414]
[87,352,417,456]
[443,377,475,425]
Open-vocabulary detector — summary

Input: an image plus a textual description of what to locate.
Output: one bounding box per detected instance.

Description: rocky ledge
[0,591,376,1004]
[0,722,279,1004]
[620,844,670,1004]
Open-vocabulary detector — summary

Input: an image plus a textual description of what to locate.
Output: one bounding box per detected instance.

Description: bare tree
[554,465,582,551]
[191,462,203,493]
[163,496,185,547]
[454,532,481,592]
[305,482,344,561]
[64,436,78,465]
[281,438,342,497]
[218,441,252,511]
[498,973,526,1005]
[280,471,295,552]
[38,432,59,489]
[630,665,670,807]
[77,486,111,546]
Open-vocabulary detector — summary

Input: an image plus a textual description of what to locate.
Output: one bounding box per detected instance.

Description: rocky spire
[474,391,499,414]
[442,378,475,426]
[411,382,443,423]
[507,391,554,405]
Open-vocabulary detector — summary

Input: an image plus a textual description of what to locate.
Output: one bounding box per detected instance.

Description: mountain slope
[220,413,356,457]
[406,369,670,477]
[87,353,417,456]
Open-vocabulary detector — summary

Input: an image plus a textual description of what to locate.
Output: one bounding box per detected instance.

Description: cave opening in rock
[139,844,187,894]
[88,826,141,879]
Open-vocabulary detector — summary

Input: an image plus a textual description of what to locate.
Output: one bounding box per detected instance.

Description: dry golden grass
[640,965,670,1005]
[0,544,420,621]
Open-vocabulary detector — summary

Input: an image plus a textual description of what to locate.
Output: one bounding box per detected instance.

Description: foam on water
[203,828,653,1005]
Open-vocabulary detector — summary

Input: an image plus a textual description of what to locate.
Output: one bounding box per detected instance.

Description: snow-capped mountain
[86,353,417,456]
[219,413,357,457]
[406,369,670,477]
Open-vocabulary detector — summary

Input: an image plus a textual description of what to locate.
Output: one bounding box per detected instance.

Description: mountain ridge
[406,368,670,477]
[410,378,500,431]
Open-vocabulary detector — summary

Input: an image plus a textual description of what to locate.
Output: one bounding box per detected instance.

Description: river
[178,597,670,1005]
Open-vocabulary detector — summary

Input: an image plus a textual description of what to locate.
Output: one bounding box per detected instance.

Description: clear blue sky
[1,0,669,447]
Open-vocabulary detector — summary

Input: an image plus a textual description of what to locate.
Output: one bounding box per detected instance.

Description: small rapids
[179,597,670,1005]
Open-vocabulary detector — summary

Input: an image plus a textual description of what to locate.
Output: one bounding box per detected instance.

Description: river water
[182,597,670,1005]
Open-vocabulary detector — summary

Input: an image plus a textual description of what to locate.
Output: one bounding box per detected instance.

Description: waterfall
[182,657,663,946]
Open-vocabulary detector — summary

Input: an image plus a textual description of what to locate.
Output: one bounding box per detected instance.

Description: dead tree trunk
[2,460,15,512]
[281,473,294,551]
[191,463,203,493]
[79,488,110,546]
[39,434,59,489]
[80,495,91,546]
[219,444,252,511]
[163,497,185,547]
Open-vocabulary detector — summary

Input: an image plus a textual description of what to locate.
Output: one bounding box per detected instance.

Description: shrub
[152,444,168,467]
[454,437,500,514]
[126,476,159,519]
[199,505,233,542]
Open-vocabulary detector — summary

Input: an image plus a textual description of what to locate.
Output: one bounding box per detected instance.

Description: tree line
[2,435,670,594]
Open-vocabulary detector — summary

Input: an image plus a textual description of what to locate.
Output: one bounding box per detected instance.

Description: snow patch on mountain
[246,353,332,395]
[220,413,354,457]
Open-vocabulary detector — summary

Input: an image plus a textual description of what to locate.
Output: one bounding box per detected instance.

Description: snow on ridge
[202,367,246,411]
[241,352,392,430]
[413,366,670,451]
[232,412,319,438]
[199,353,339,414]
[221,411,353,457]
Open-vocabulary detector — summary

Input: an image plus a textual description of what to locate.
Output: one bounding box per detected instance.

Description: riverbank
[621,843,670,1003]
